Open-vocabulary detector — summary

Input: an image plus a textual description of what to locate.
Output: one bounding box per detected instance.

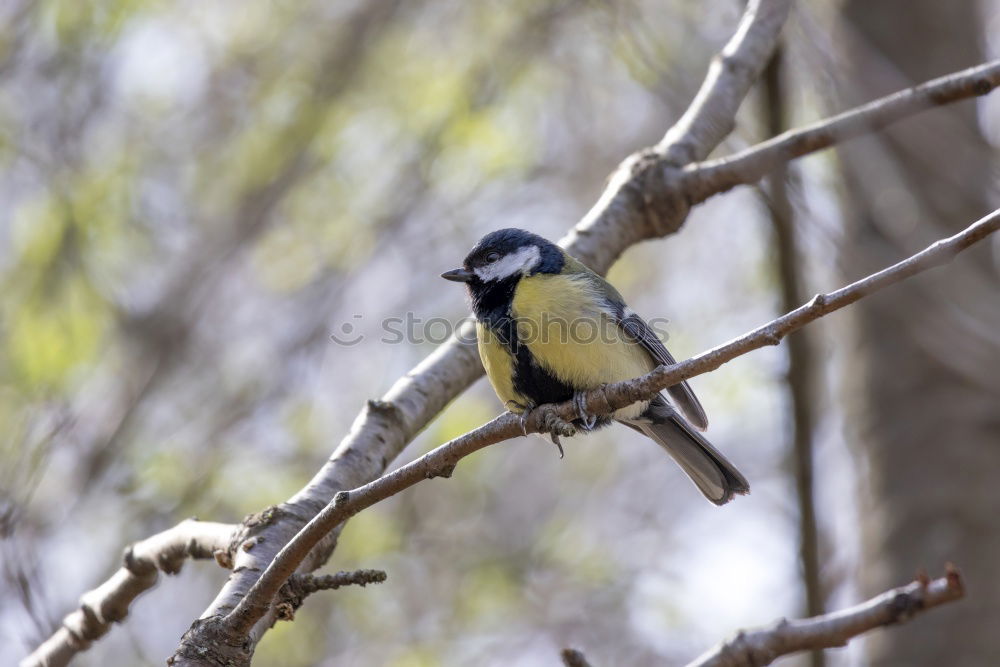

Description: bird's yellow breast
[476,321,523,409]
[511,273,655,396]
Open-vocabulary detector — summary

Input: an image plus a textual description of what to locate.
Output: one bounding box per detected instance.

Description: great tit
[442,228,749,505]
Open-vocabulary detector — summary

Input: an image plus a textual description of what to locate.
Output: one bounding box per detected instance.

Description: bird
[441,228,749,505]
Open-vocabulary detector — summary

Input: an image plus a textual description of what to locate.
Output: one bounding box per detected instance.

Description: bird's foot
[506,400,535,436]
[509,401,574,458]
[574,391,599,431]
[536,404,575,459]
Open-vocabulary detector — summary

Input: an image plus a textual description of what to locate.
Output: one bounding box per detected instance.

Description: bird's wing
[611,305,708,430]
[561,252,709,430]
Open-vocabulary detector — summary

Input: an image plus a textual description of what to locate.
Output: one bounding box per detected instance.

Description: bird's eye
[486,252,501,263]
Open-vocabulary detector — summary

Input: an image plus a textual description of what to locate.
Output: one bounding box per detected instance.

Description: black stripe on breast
[511,344,575,408]
[470,271,576,408]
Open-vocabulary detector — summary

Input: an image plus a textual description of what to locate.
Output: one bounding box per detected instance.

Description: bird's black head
[440,228,564,285]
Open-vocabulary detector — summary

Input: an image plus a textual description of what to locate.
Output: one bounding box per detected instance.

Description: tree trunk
[837,1,1000,664]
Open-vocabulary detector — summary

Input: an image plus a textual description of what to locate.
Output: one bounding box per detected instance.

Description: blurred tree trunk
[837,1,1000,665]
[762,48,826,667]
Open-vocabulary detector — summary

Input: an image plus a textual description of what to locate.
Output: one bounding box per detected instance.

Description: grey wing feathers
[616,310,709,430]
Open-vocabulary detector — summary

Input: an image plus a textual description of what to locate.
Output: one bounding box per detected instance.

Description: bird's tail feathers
[624,398,749,505]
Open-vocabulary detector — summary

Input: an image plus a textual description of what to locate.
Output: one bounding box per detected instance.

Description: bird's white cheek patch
[475,245,541,282]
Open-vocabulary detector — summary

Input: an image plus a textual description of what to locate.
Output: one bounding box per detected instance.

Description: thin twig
[222,208,1000,638]
[686,567,964,667]
[274,569,387,621]
[685,60,1000,202]
[21,519,236,667]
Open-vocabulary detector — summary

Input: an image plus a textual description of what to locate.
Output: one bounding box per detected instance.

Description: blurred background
[2,1,998,665]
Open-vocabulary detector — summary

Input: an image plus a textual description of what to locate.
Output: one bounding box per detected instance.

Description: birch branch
[21,519,236,667]
[221,208,1000,641]
[687,567,964,667]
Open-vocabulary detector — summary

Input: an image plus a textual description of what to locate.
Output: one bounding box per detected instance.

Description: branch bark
[686,567,964,667]
[21,519,236,667]
[220,207,1000,644]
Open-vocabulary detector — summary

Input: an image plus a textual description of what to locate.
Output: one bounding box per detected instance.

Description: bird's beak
[441,268,475,283]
